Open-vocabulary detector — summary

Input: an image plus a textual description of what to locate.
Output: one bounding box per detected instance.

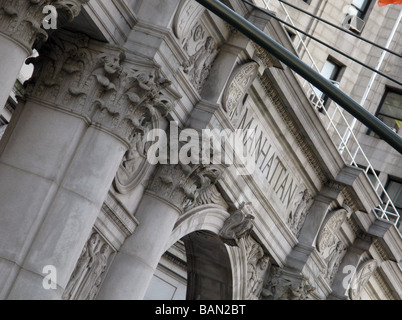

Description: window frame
[319,56,345,107]
[349,0,372,19]
[383,175,402,220]
[368,87,402,138]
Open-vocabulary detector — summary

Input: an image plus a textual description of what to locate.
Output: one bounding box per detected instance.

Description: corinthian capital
[147,163,226,212]
[0,0,88,51]
[25,30,173,144]
[261,267,315,300]
[52,0,89,22]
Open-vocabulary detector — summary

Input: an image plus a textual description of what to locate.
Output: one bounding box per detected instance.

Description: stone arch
[163,204,246,300]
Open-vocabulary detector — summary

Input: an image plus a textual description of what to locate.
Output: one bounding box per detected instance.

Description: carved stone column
[97,163,225,300]
[0,30,171,299]
[0,0,88,112]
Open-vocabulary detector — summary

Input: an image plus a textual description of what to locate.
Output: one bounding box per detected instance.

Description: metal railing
[263,0,400,226]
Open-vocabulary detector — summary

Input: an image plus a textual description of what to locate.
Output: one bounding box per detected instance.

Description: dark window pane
[387,180,402,211]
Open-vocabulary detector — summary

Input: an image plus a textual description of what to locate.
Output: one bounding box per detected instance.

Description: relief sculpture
[62,231,113,300]
[182,33,218,92]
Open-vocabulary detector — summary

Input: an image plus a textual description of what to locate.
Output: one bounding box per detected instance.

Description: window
[369,88,402,138]
[285,28,296,42]
[383,177,402,224]
[312,57,344,109]
[358,165,380,186]
[348,0,371,19]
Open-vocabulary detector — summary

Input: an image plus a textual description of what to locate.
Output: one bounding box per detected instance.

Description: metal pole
[195,0,402,154]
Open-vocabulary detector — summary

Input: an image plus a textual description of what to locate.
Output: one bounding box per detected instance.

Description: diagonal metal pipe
[195,0,402,154]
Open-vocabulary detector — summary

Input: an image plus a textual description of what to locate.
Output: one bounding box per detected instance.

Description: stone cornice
[257,73,328,184]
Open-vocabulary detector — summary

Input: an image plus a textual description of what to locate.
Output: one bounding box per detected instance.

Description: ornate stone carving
[349,259,378,300]
[222,62,259,121]
[26,30,173,145]
[316,209,347,253]
[173,1,219,93]
[182,31,218,93]
[62,231,114,300]
[252,43,276,69]
[0,0,87,51]
[184,179,228,211]
[147,163,225,212]
[287,187,313,237]
[244,235,270,300]
[219,202,255,247]
[173,0,204,41]
[52,0,88,22]
[262,267,315,300]
[316,208,348,285]
[323,240,346,284]
[113,104,167,193]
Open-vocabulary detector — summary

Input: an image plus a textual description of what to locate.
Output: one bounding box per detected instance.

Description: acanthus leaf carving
[147,163,226,213]
[25,30,173,145]
[261,267,315,300]
[0,0,87,50]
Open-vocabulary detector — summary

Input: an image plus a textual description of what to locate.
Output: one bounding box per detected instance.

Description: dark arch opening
[183,230,233,300]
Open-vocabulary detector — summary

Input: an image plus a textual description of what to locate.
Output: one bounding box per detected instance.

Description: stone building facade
[0,0,401,300]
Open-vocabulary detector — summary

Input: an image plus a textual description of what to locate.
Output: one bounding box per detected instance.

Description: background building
[0,0,400,300]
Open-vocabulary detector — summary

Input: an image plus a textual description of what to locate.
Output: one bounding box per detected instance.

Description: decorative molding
[101,192,137,238]
[26,30,173,145]
[372,269,396,300]
[257,74,327,184]
[0,0,88,51]
[62,230,114,300]
[373,238,390,262]
[222,61,259,122]
[341,188,359,213]
[219,202,255,247]
[349,259,378,300]
[252,43,276,69]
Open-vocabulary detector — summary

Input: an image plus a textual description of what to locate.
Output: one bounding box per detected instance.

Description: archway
[144,205,236,300]
[183,230,233,300]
